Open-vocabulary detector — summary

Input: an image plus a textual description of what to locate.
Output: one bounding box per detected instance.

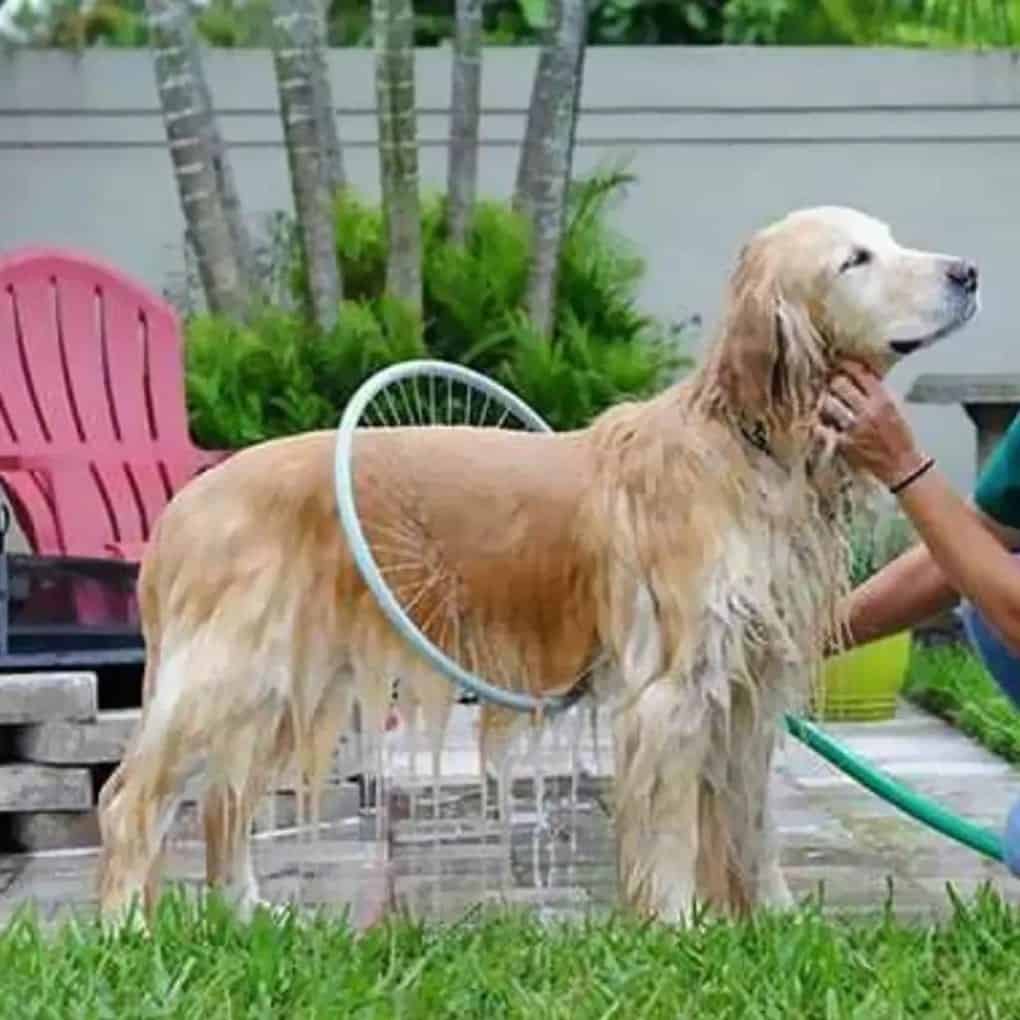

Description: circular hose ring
[334,360,1005,864]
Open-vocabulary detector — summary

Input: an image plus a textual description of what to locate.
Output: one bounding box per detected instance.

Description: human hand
[818,361,930,489]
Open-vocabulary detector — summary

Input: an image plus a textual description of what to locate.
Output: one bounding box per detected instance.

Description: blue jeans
[957,598,1020,874]
[959,601,1020,712]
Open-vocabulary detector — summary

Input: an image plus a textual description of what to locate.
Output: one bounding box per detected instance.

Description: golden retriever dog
[96,206,978,924]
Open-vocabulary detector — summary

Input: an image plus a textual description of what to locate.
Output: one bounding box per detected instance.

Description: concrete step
[11,810,100,851]
[14,709,140,765]
[0,673,97,725]
[0,764,93,812]
[9,781,362,852]
[13,708,364,772]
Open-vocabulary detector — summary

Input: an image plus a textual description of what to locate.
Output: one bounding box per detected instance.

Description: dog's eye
[840,248,872,273]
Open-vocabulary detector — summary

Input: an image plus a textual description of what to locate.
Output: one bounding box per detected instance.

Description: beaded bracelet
[889,456,935,496]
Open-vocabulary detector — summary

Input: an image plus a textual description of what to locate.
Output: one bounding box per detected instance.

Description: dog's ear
[713,243,823,423]
[774,293,827,421]
[714,243,787,417]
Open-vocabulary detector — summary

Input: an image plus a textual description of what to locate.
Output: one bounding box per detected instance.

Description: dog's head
[708,206,979,425]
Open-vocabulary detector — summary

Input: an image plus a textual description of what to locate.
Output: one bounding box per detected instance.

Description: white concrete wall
[4,47,1020,492]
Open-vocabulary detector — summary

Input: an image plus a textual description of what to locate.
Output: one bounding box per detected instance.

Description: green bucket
[811,631,912,722]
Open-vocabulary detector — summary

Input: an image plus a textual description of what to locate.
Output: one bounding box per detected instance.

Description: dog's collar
[739,419,772,457]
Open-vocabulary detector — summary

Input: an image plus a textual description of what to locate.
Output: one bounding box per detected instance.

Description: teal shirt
[975,413,1020,530]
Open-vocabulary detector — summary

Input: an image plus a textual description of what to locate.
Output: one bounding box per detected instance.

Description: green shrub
[13,0,1020,50]
[905,643,1020,764]
[185,170,690,448]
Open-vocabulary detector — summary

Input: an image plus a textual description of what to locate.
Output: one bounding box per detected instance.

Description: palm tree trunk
[146,0,248,319]
[309,0,346,191]
[272,0,343,331]
[373,0,423,316]
[515,0,588,338]
[563,13,586,196]
[446,0,482,245]
[185,32,259,295]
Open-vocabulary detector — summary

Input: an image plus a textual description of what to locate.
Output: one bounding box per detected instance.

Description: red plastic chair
[0,246,228,566]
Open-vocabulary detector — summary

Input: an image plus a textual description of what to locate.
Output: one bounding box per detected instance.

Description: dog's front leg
[722,689,794,913]
[757,798,795,911]
[609,584,710,923]
[754,724,794,911]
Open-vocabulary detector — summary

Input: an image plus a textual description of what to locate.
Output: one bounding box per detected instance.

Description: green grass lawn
[2,643,1016,1019]
[905,643,1020,764]
[2,890,1020,1019]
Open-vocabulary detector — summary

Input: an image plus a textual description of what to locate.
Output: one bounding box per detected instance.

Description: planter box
[811,631,912,722]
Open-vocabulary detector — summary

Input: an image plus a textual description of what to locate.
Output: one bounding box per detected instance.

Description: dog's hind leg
[613,678,710,924]
[100,635,291,924]
[201,678,335,919]
[202,719,286,920]
[98,644,169,920]
[97,759,168,920]
[97,707,204,924]
[203,781,263,917]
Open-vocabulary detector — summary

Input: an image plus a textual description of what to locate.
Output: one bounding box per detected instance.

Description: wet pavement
[1,700,1019,927]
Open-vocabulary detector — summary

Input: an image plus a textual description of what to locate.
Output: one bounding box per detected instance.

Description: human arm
[842,543,957,647]
[893,469,1020,653]
[823,363,1020,654]
[842,505,1020,648]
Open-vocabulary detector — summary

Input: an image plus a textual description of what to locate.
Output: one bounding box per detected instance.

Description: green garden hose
[785,714,1005,862]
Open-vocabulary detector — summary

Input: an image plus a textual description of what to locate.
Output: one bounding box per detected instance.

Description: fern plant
[185,168,690,448]
[186,299,425,447]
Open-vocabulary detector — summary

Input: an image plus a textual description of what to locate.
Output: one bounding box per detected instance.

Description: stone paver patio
[1,700,1018,926]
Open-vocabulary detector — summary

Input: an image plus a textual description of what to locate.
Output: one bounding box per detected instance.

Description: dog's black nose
[947,259,979,294]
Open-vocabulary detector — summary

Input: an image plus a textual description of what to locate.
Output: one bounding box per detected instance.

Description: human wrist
[878,447,930,490]
[888,454,936,496]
